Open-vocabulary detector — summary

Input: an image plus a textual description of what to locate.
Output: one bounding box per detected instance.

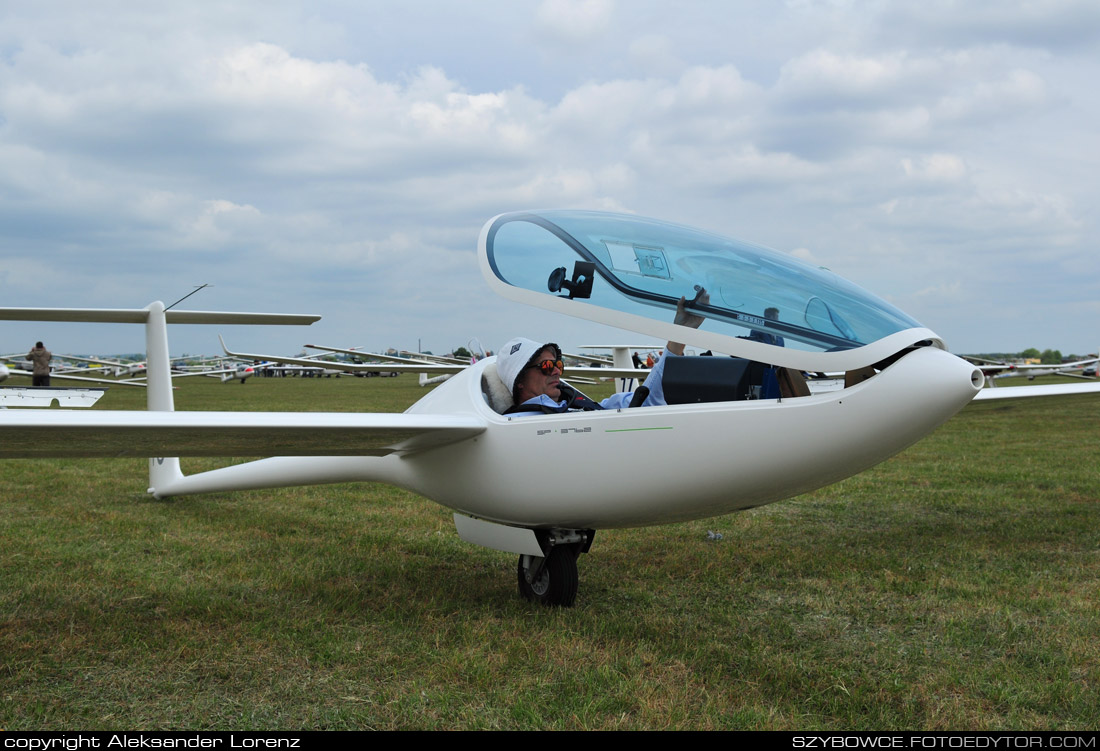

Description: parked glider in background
[990,358,1098,383]
[221,338,648,383]
[3,211,1099,608]
[575,344,662,391]
[50,352,148,377]
[300,343,616,386]
[0,358,148,388]
[397,350,471,366]
[963,355,1099,387]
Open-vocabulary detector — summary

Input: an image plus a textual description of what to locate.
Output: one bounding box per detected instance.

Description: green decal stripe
[605,427,674,433]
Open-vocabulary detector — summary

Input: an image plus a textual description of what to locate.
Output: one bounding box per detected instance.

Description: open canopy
[480,210,941,371]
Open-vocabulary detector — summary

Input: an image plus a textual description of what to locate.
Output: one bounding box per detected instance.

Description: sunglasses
[532,359,564,375]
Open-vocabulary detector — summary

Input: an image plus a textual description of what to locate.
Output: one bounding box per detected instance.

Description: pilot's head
[498,338,564,404]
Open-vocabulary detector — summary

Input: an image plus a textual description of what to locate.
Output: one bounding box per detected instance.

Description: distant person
[746,307,784,399]
[27,341,52,387]
[747,307,785,347]
[498,290,708,415]
[631,351,643,369]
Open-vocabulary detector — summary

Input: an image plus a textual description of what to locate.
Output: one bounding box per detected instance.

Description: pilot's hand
[674,287,708,329]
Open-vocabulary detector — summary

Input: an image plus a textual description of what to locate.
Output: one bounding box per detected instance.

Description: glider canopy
[481,210,937,371]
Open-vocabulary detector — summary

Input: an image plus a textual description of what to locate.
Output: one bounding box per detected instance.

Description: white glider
[3,210,1099,607]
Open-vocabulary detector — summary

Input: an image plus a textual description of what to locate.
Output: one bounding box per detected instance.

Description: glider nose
[931,348,985,410]
[969,366,984,391]
[880,346,985,418]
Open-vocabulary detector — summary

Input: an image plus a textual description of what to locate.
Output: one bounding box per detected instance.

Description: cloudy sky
[2,0,1097,359]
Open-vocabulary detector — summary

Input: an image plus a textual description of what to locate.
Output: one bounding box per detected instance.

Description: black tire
[517,547,579,607]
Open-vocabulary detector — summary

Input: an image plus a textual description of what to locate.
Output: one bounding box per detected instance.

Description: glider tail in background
[144,302,184,493]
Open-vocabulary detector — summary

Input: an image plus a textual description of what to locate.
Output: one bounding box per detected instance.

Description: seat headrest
[480,362,514,414]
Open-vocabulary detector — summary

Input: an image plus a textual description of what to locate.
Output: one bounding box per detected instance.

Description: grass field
[1,372,1098,730]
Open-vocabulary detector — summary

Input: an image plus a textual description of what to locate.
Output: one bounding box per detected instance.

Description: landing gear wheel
[517,547,579,607]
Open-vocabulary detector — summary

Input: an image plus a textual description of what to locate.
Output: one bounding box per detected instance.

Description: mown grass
[1,372,1097,729]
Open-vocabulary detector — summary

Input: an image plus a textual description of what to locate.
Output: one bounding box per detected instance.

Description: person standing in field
[27,341,52,387]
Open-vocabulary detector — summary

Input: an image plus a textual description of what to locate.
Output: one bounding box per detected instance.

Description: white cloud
[789,247,820,264]
[914,280,964,300]
[534,0,616,43]
[177,199,264,248]
[934,67,1047,122]
[779,48,908,96]
[901,153,967,182]
[627,34,684,77]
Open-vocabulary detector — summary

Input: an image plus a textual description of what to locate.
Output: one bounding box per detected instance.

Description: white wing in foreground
[0,410,486,458]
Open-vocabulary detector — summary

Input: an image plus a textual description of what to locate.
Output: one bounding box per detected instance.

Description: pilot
[498,290,708,415]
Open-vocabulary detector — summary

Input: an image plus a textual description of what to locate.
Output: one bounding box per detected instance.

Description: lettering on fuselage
[536,427,592,436]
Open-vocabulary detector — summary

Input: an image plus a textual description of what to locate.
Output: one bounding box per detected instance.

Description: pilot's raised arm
[499,288,708,416]
[665,287,708,356]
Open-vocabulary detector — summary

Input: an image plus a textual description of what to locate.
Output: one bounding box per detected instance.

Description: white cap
[497,338,560,396]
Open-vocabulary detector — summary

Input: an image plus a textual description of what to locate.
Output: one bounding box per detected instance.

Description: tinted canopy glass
[484,210,923,353]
